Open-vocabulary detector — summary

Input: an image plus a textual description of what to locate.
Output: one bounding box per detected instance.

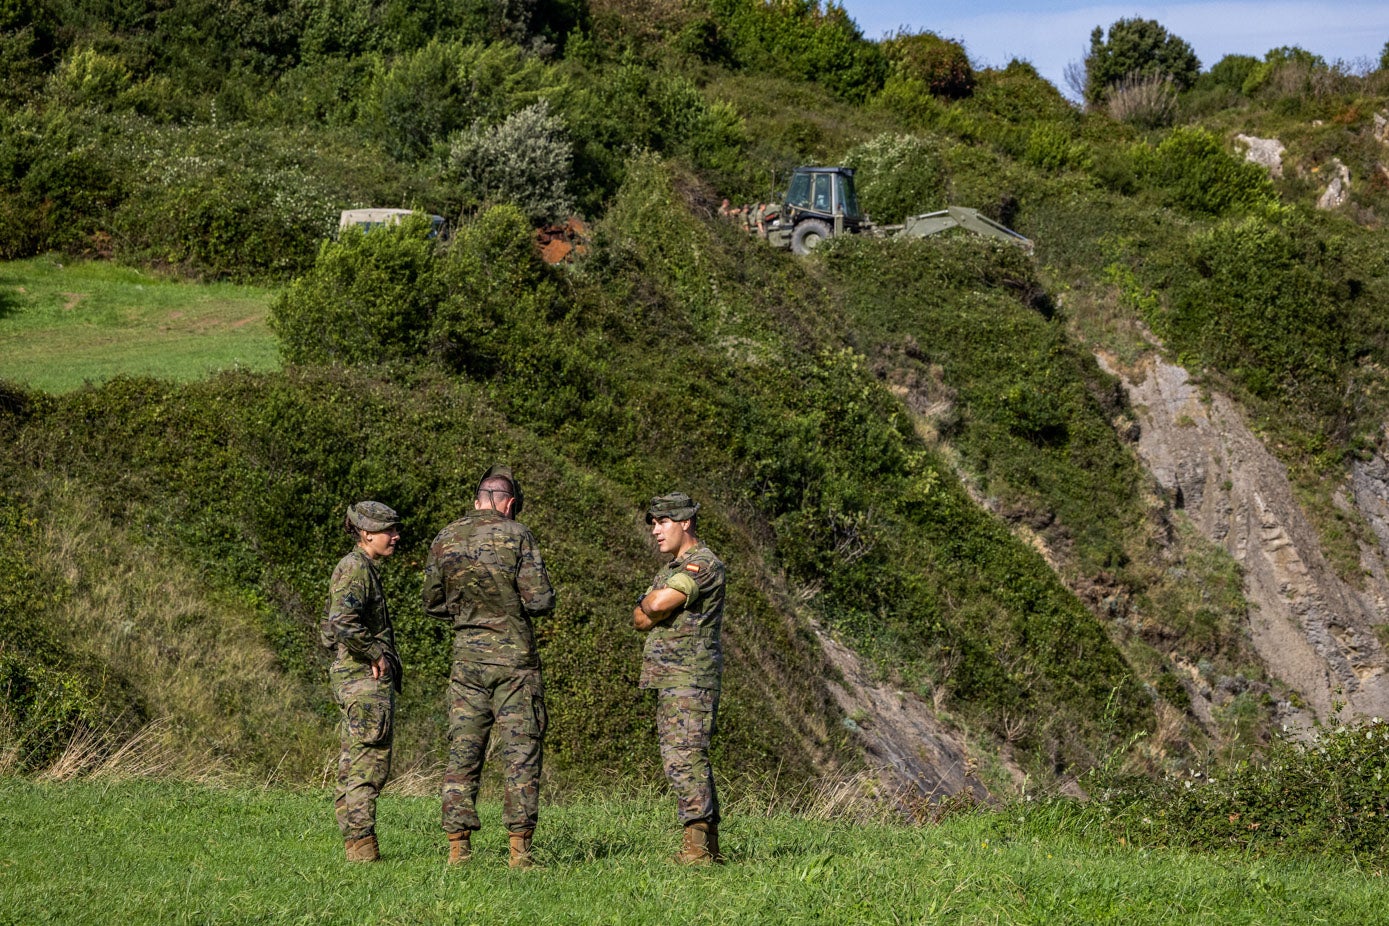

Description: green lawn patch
[0,256,279,392]
[0,778,1383,925]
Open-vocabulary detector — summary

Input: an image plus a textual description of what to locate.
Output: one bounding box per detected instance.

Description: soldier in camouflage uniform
[632,492,726,864]
[320,500,403,863]
[424,465,555,868]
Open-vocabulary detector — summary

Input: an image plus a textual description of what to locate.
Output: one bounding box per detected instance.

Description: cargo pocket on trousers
[532,693,548,738]
[348,699,393,746]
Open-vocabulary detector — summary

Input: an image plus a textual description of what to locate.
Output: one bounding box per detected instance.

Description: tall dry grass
[16,476,333,784]
[1106,73,1177,128]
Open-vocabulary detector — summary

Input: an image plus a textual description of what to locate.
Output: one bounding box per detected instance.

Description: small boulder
[1316,158,1351,210]
[1235,134,1285,178]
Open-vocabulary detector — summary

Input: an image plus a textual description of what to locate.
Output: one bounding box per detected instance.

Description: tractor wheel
[790,219,832,255]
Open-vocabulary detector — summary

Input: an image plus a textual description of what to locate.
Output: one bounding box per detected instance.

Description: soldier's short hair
[478,475,515,499]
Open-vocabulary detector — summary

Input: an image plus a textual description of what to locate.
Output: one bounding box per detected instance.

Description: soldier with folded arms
[633,492,726,864]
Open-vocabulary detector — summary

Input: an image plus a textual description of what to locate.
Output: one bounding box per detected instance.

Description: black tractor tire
[790,219,833,255]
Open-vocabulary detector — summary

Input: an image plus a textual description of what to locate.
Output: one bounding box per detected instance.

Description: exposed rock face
[1317,158,1351,210]
[1374,111,1389,146]
[1099,352,1389,723]
[814,625,1016,806]
[1235,134,1286,178]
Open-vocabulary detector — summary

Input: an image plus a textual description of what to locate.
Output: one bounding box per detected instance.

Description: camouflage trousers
[656,686,720,825]
[442,662,546,835]
[331,662,395,840]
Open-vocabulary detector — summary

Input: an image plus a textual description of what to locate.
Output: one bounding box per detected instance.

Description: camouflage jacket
[640,541,725,690]
[321,548,397,665]
[423,509,555,668]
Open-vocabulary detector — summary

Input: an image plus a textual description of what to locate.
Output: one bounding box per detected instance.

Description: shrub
[447,99,575,222]
[563,65,747,211]
[1159,213,1347,424]
[0,492,115,771]
[110,127,340,278]
[844,133,948,222]
[1084,17,1200,105]
[363,40,563,162]
[0,0,57,103]
[1131,126,1277,216]
[0,107,123,259]
[429,203,555,372]
[1023,124,1092,173]
[270,214,444,364]
[44,45,132,109]
[706,0,887,101]
[881,30,975,101]
[968,59,1078,127]
[1084,719,1389,856]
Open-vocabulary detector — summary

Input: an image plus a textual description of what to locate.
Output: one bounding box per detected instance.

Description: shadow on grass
[0,286,18,320]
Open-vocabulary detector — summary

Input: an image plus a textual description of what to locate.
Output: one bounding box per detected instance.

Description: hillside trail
[1098,350,1389,725]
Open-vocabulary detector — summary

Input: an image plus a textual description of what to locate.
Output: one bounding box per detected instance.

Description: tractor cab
[767,166,866,253]
[783,167,863,228]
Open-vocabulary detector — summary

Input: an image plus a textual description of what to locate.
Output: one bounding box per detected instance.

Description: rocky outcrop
[1317,158,1351,210]
[813,624,1016,807]
[1235,134,1286,178]
[1099,352,1389,724]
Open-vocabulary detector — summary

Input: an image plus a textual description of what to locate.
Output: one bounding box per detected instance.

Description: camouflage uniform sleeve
[680,551,724,606]
[324,556,386,662]
[422,547,450,622]
[516,528,555,615]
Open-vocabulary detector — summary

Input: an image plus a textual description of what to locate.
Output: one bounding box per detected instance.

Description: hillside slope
[6,0,1389,801]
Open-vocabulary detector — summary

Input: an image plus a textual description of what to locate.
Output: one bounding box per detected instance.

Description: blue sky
[839,1,1389,98]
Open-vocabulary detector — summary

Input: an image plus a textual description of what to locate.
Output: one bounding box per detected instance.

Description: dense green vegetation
[6,0,1389,860]
[4,776,1388,924]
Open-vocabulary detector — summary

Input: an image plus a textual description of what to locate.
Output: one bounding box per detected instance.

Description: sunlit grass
[1,777,1384,925]
[0,255,279,392]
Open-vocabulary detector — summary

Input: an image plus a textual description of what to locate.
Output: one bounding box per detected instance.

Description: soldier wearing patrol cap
[321,500,403,863]
[424,465,555,869]
[633,492,726,864]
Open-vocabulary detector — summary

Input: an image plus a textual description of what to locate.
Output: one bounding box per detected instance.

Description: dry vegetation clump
[20,478,332,783]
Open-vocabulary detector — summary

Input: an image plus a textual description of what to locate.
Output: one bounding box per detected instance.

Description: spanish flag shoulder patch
[684,563,702,573]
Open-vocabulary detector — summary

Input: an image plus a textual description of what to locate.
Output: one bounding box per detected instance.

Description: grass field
[0,777,1383,925]
[0,256,279,392]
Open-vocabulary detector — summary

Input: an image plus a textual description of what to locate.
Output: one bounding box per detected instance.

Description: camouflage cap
[347,501,400,532]
[645,492,699,524]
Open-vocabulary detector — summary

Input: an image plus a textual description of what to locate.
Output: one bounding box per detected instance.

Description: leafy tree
[1241,45,1328,97]
[1083,17,1199,105]
[880,30,974,101]
[1381,39,1389,71]
[1201,53,1259,93]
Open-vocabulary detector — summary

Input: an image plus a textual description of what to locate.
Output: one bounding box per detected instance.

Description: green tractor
[745,166,1032,255]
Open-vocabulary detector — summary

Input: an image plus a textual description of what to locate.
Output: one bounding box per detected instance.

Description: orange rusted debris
[535,216,591,264]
